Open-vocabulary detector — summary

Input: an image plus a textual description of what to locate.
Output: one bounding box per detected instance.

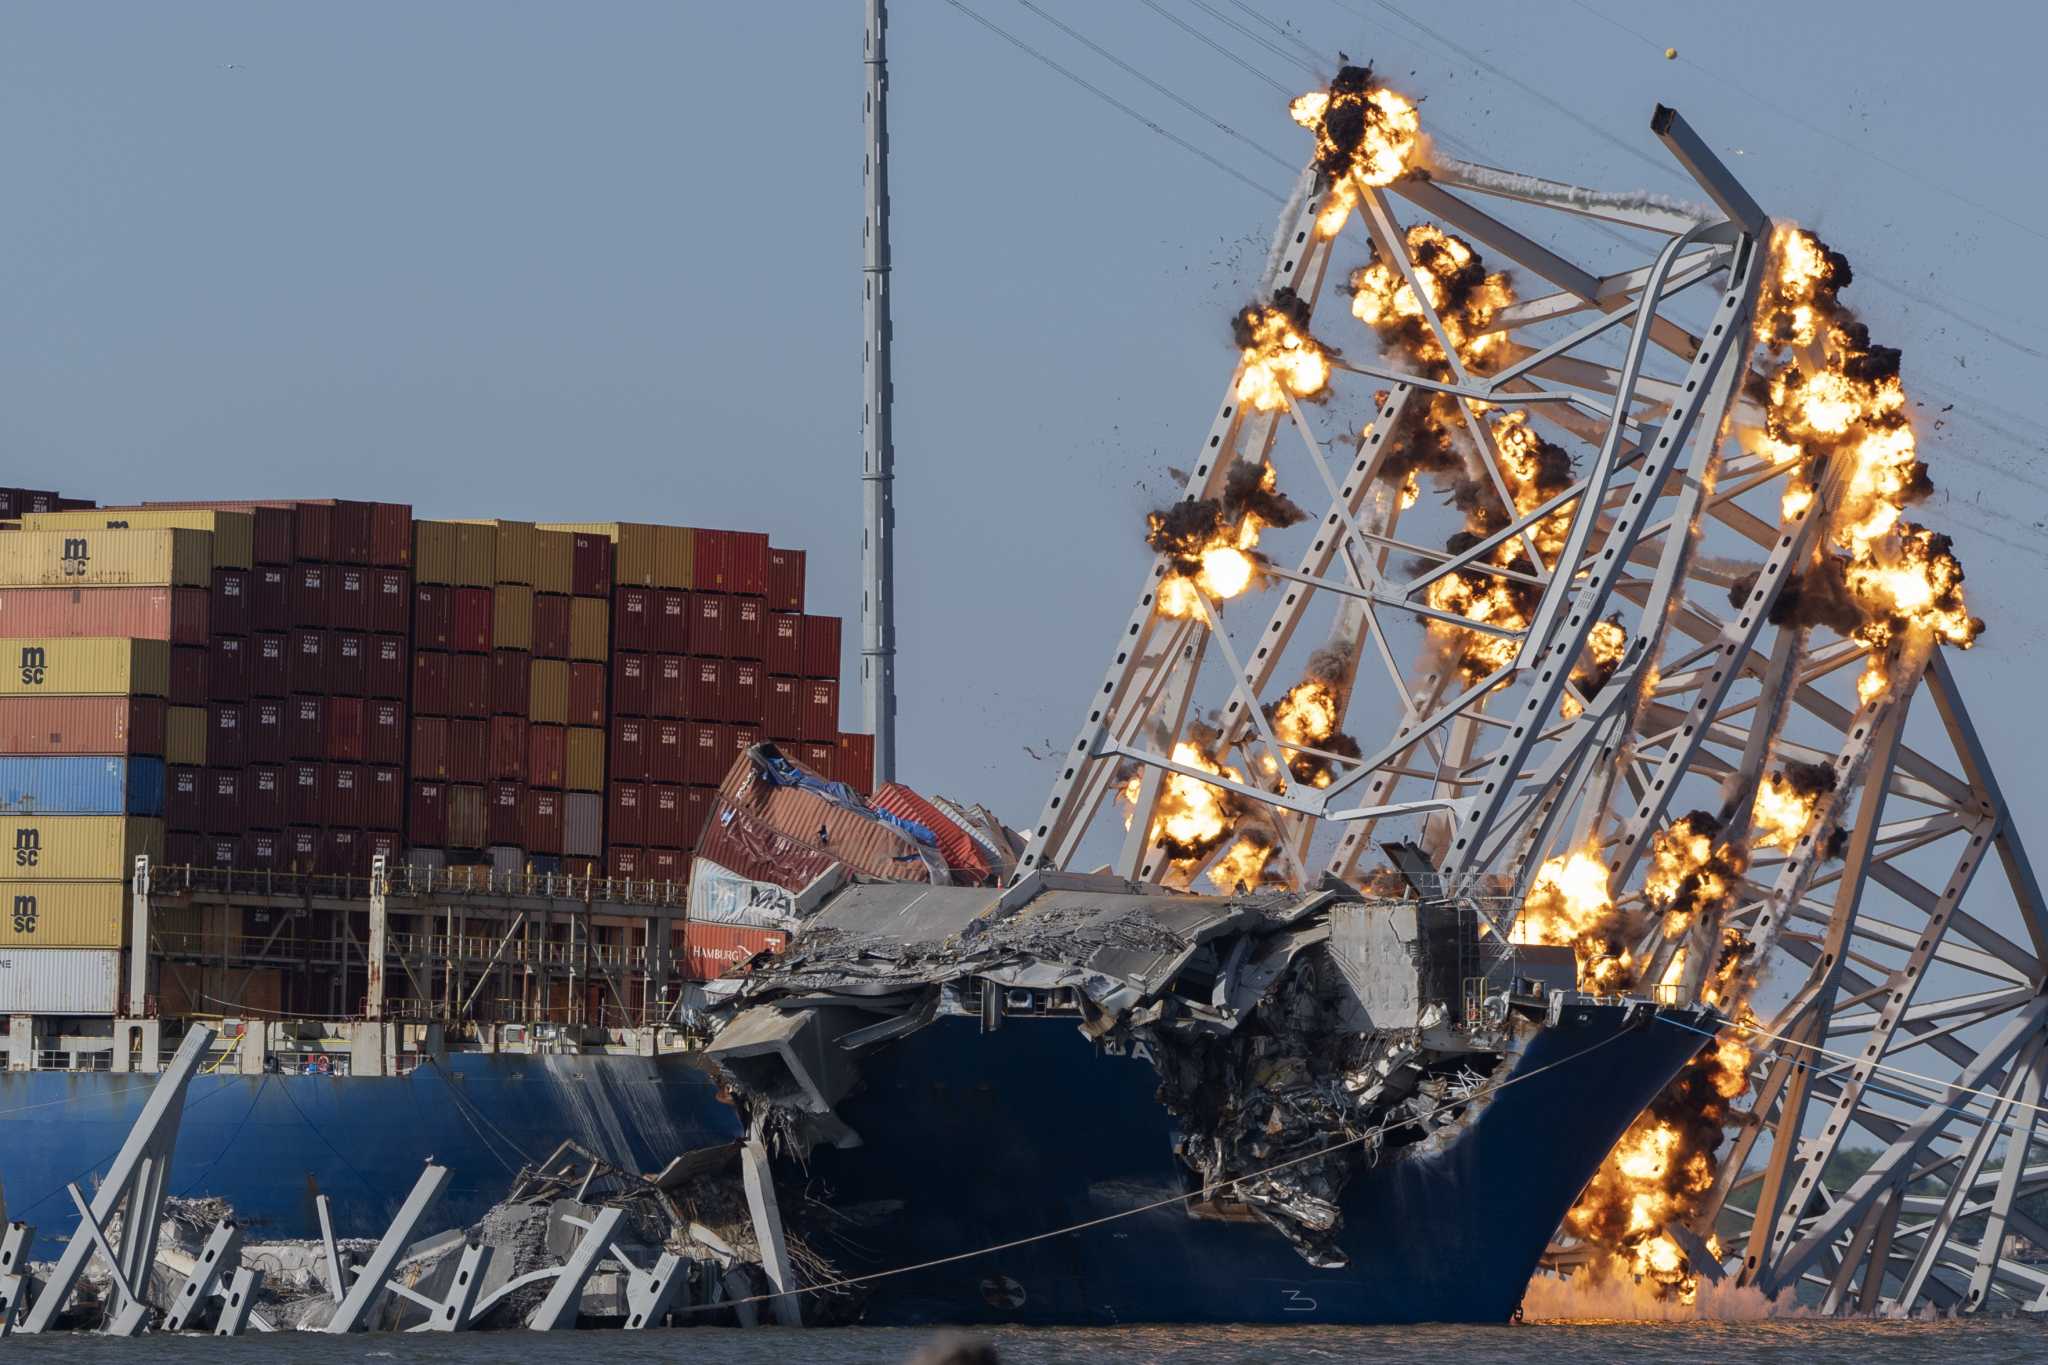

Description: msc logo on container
[10,895,34,935]
[13,828,41,867]
[17,645,47,686]
[60,537,90,576]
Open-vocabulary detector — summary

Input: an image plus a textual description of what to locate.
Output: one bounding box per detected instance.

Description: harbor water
[1,1320,2045,1363]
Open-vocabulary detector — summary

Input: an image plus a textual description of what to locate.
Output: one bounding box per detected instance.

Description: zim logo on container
[14,828,41,868]
[17,646,47,686]
[10,895,35,934]
[60,537,90,576]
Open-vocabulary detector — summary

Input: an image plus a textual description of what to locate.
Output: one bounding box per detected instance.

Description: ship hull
[797,1001,1711,1325]
[0,1051,740,1240]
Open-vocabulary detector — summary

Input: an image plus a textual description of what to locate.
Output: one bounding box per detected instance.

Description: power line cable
[1012,0,1297,172]
[1222,0,1329,68]
[1187,0,1319,75]
[1137,0,1295,97]
[941,0,1284,203]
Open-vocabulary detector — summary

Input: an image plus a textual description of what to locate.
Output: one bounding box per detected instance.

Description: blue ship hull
[797,1003,1710,1325]
[0,1051,741,1241]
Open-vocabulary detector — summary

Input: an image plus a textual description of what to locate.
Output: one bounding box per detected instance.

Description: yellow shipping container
[538,522,693,589]
[0,529,212,588]
[453,519,538,585]
[454,523,495,587]
[415,521,459,586]
[1,817,163,880]
[21,508,253,570]
[494,585,534,651]
[0,638,171,697]
[530,659,569,724]
[166,707,207,765]
[657,526,695,589]
[534,529,575,594]
[566,727,606,791]
[569,598,609,661]
[0,880,126,947]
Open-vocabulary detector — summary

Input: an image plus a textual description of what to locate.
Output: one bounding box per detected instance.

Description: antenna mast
[860,0,897,785]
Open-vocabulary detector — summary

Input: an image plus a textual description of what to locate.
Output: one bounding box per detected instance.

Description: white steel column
[860,0,897,785]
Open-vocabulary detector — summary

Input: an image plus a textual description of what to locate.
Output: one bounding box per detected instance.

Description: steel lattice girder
[1019,101,2048,1314]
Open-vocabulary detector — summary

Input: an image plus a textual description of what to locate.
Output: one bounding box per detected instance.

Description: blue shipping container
[0,757,166,817]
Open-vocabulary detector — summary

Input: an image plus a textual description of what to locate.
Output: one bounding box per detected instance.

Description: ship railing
[147,861,691,908]
[384,932,648,969]
[34,1048,111,1072]
[147,930,348,965]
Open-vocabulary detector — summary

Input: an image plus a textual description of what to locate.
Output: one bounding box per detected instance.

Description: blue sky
[3,1,2043,832]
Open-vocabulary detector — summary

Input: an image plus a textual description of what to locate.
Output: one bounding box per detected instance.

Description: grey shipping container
[0,947,121,1014]
[564,791,603,858]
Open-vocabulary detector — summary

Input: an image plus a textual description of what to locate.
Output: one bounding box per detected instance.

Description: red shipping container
[801,615,841,679]
[613,653,650,717]
[243,830,281,872]
[649,720,685,785]
[533,593,572,659]
[288,762,323,825]
[489,715,527,780]
[163,831,200,868]
[326,697,365,762]
[732,598,765,662]
[527,724,567,789]
[492,650,531,716]
[649,849,689,883]
[322,828,363,877]
[450,653,490,719]
[369,635,407,699]
[487,779,523,845]
[0,587,208,644]
[289,503,334,562]
[410,781,449,846]
[802,680,839,743]
[367,699,405,766]
[872,782,990,881]
[452,588,491,653]
[289,629,327,695]
[615,588,653,651]
[327,763,366,827]
[837,732,876,797]
[568,534,612,598]
[248,699,287,765]
[693,593,732,657]
[763,676,803,739]
[246,763,285,829]
[170,646,207,705]
[209,635,248,702]
[372,569,410,634]
[611,718,648,782]
[286,696,325,759]
[609,847,644,880]
[251,632,289,697]
[655,590,690,654]
[449,718,488,784]
[244,507,292,566]
[282,826,319,872]
[211,568,251,637]
[331,566,371,631]
[689,658,729,722]
[368,765,404,829]
[329,500,373,565]
[680,786,713,848]
[414,585,453,649]
[366,829,400,873]
[731,662,763,727]
[291,564,328,627]
[330,632,368,697]
[371,503,414,569]
[204,834,239,869]
[167,766,203,831]
[204,768,242,835]
[568,662,606,727]
[412,651,450,716]
[0,697,166,756]
[524,787,565,854]
[647,784,682,847]
[412,716,450,780]
[798,741,835,774]
[684,723,728,786]
[695,529,769,596]
[610,782,646,847]
[765,546,805,612]
[683,921,786,981]
[209,702,247,768]
[731,724,761,773]
[251,567,289,633]
[653,655,688,718]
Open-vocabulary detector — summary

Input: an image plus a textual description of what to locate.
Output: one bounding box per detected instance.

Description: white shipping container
[687,857,800,929]
[0,947,120,1014]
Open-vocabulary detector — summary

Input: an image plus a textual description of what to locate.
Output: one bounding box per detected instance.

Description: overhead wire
[1221,0,1329,69]
[940,0,1283,203]
[1137,0,1296,96]
[1186,0,1319,75]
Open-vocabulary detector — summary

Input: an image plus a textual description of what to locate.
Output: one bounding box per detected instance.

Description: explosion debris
[1148,461,1308,619]
[1288,64,1421,235]
[1234,288,1335,412]
[1643,812,1738,932]
[1349,224,1514,369]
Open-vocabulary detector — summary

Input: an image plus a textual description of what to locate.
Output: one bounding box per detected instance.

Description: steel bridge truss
[1020,103,2048,1313]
